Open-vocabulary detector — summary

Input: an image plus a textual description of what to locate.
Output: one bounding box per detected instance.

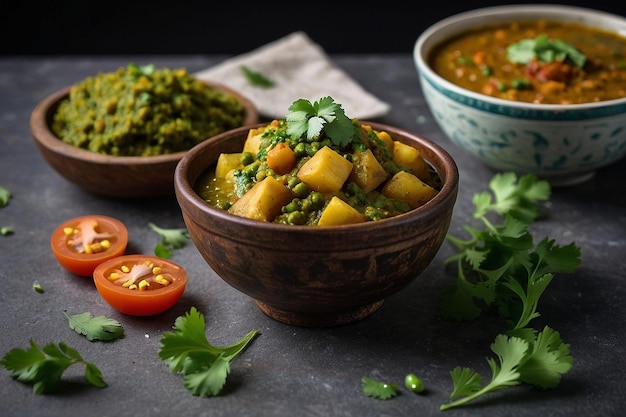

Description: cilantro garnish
[359,172,580,410]
[442,172,581,329]
[0,340,106,394]
[437,172,579,409]
[148,222,190,259]
[158,307,259,397]
[0,186,11,235]
[285,97,360,146]
[0,186,10,207]
[240,65,275,88]
[441,326,572,410]
[362,376,399,400]
[33,281,44,294]
[507,34,586,68]
[64,311,124,342]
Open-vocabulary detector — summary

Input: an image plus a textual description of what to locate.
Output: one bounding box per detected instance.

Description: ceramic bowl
[174,122,459,327]
[30,80,258,198]
[414,4,626,187]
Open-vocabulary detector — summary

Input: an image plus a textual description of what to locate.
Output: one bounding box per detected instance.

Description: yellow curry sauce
[429,20,626,104]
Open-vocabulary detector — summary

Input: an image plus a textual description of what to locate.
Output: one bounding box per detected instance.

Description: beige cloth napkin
[194,31,390,120]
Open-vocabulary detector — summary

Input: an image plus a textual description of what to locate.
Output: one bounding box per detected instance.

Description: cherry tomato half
[51,215,129,276]
[93,255,187,316]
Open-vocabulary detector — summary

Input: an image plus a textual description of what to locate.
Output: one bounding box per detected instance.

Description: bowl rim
[30,79,259,165]
[174,122,459,237]
[414,4,626,113]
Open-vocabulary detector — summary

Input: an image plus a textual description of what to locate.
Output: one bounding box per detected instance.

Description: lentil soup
[429,20,626,104]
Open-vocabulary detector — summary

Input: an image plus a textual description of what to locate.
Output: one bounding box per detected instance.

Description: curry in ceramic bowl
[414,4,626,186]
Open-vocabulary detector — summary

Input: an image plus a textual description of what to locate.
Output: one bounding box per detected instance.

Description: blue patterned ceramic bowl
[414,4,626,186]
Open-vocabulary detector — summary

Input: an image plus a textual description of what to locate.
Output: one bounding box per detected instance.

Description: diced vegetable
[229,176,293,221]
[392,141,430,181]
[350,149,388,193]
[267,142,296,175]
[215,153,243,179]
[297,146,353,192]
[382,171,438,209]
[243,127,265,156]
[318,196,366,226]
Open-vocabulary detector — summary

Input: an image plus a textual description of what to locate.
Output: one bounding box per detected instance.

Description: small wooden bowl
[30,81,258,198]
[174,122,459,327]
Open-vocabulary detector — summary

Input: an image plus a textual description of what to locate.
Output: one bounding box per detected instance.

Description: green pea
[310,192,323,206]
[404,373,424,393]
[255,170,267,182]
[283,201,300,213]
[293,142,306,157]
[240,151,254,166]
[287,211,306,225]
[292,182,308,197]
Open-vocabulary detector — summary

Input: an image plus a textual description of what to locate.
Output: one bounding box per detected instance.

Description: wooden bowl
[30,81,258,198]
[174,122,459,327]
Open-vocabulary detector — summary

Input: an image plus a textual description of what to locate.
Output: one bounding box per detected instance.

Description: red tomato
[93,255,187,316]
[51,215,128,276]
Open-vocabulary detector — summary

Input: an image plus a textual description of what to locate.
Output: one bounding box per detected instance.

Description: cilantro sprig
[285,97,360,147]
[441,326,572,410]
[240,65,275,88]
[507,34,586,68]
[148,222,190,259]
[437,172,580,409]
[0,340,106,394]
[64,311,124,342]
[362,376,399,400]
[442,172,581,330]
[0,186,10,207]
[158,307,259,397]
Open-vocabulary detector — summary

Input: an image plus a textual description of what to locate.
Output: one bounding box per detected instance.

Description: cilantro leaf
[158,307,259,397]
[285,96,359,146]
[0,186,10,207]
[148,222,190,259]
[442,172,581,328]
[0,339,106,394]
[362,376,399,400]
[240,65,275,88]
[507,34,586,68]
[441,327,571,410]
[33,281,44,293]
[517,326,573,388]
[64,311,124,342]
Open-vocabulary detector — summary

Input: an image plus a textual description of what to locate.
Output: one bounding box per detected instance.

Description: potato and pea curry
[429,19,626,104]
[195,97,440,226]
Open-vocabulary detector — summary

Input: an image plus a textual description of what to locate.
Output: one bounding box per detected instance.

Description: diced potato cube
[349,149,388,193]
[382,171,438,209]
[297,146,353,193]
[243,127,265,156]
[393,141,430,181]
[317,196,366,226]
[215,153,242,179]
[375,130,394,153]
[228,176,293,222]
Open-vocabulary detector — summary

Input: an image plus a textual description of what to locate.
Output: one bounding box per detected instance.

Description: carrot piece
[267,142,296,175]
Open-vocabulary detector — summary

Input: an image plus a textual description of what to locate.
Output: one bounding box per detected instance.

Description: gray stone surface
[0,56,624,417]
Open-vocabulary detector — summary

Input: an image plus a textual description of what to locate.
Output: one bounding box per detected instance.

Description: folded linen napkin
[194,31,390,120]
